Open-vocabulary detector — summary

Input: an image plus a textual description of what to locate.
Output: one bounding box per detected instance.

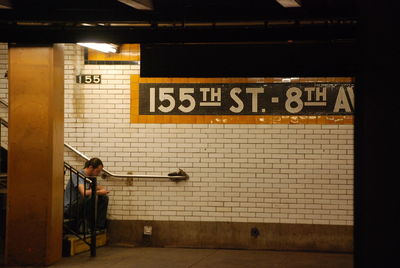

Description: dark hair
[84,158,103,169]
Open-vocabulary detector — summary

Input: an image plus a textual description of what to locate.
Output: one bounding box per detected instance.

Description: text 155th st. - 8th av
[139,83,354,116]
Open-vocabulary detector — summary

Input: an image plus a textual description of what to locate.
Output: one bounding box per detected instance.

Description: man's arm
[78,184,92,196]
[78,184,109,196]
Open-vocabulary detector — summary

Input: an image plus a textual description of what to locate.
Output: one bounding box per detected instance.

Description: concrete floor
[50,246,353,268]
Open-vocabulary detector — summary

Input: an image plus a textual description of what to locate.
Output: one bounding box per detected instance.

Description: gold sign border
[130,75,354,124]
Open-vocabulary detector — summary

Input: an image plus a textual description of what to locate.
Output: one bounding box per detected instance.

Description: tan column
[5,44,64,266]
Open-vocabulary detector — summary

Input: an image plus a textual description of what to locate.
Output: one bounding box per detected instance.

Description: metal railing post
[80,173,85,236]
[90,176,97,257]
[69,169,73,224]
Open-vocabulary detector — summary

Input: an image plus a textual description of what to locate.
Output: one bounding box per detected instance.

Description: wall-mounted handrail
[0,118,8,128]
[0,99,7,108]
[64,143,189,181]
[0,96,8,129]
[1,97,189,182]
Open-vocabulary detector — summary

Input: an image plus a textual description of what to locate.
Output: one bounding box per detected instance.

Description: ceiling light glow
[276,0,301,8]
[77,43,118,53]
[117,0,153,11]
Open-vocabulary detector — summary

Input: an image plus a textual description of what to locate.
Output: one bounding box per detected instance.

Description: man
[64,158,109,232]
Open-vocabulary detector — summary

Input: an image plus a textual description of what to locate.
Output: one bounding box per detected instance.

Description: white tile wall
[0,43,354,226]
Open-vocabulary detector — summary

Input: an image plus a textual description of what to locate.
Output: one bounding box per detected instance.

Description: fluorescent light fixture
[77,43,118,53]
[0,0,12,9]
[276,0,301,8]
[118,0,153,10]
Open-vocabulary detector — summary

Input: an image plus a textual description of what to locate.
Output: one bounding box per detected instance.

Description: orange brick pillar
[5,44,64,265]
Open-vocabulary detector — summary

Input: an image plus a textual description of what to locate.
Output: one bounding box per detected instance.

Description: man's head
[84,158,104,177]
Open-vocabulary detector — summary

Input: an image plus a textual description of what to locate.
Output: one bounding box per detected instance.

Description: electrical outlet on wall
[144,226,152,236]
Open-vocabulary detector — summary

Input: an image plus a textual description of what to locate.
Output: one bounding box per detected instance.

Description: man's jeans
[64,195,109,232]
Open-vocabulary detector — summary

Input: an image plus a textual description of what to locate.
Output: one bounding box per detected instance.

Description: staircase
[0,99,187,258]
[1,107,9,239]
[0,114,106,257]
[0,144,6,263]
[0,146,6,191]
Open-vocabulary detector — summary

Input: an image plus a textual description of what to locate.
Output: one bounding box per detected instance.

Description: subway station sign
[130,76,354,124]
[138,83,354,115]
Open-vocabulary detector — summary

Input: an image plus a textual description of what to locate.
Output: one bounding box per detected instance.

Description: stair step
[62,232,107,257]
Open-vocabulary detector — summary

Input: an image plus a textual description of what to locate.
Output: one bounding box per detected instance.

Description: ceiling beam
[0,23,356,43]
[0,2,356,23]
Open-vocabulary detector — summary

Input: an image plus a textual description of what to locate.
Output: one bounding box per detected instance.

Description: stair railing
[63,162,98,257]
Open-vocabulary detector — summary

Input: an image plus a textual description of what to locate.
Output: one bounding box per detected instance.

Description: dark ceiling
[2,0,356,22]
[0,0,357,43]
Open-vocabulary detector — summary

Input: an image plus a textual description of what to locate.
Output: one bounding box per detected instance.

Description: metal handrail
[64,143,188,181]
[0,99,7,108]
[0,98,189,182]
[0,118,8,128]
